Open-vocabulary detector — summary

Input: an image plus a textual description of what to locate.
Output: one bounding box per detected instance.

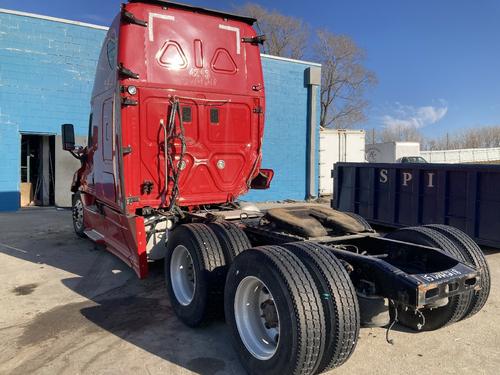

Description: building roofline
[261,54,321,67]
[0,8,109,31]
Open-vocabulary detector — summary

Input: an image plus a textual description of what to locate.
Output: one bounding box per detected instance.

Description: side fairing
[81,17,148,278]
[86,18,121,208]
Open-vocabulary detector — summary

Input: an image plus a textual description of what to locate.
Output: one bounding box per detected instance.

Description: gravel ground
[0,208,499,375]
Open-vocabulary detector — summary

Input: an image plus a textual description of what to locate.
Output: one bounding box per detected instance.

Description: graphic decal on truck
[218,24,241,54]
[148,13,175,42]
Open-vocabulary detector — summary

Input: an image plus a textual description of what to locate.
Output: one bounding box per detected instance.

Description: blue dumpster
[333,162,500,248]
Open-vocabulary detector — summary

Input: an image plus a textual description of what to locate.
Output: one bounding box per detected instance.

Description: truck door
[95,94,137,268]
[98,97,117,205]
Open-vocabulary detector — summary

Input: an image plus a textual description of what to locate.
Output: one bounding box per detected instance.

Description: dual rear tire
[164,223,227,326]
[165,221,488,372]
[225,244,360,375]
[424,224,490,319]
[164,222,251,326]
[225,246,326,375]
[282,242,359,372]
[165,223,360,375]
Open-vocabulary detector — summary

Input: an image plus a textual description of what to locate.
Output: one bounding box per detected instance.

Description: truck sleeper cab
[65,1,267,278]
[62,2,490,375]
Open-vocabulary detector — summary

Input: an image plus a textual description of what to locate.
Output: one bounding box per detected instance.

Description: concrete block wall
[0,10,105,210]
[0,9,320,211]
[243,56,321,202]
[0,11,105,136]
[0,122,20,211]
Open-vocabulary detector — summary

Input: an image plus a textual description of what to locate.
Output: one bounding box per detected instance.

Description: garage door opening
[20,134,55,207]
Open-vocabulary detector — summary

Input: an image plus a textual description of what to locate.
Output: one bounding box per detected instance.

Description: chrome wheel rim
[234,276,280,360]
[73,199,83,230]
[170,245,196,306]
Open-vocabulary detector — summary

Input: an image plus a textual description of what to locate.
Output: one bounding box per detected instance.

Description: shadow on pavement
[0,208,243,375]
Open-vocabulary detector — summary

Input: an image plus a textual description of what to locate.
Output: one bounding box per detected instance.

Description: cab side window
[106,39,117,69]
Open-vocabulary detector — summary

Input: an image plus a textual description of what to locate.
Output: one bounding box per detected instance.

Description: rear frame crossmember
[243,225,480,309]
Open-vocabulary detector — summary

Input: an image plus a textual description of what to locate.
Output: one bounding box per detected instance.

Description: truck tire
[72,192,86,238]
[283,242,360,372]
[208,221,251,261]
[385,226,472,331]
[225,246,326,375]
[165,223,226,327]
[343,212,374,232]
[424,224,490,319]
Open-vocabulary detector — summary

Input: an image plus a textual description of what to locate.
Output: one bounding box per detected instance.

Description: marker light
[127,85,137,95]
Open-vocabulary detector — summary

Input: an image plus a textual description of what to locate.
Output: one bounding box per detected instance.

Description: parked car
[398,156,428,163]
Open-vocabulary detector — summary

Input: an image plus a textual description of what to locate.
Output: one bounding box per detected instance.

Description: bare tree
[236,5,376,129]
[236,4,309,59]
[314,30,377,129]
[378,124,424,143]
[425,126,500,150]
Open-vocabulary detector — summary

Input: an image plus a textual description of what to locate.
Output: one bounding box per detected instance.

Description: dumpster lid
[128,1,257,25]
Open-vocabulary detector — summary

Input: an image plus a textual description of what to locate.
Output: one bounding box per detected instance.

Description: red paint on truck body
[73,1,265,278]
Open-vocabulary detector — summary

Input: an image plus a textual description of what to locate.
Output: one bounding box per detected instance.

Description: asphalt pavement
[0,208,499,374]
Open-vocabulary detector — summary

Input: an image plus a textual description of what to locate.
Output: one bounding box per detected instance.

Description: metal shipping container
[333,162,500,248]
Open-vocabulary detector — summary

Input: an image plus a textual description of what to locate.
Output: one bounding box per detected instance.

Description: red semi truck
[62,2,490,374]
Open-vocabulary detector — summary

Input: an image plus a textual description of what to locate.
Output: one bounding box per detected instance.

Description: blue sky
[1,0,499,137]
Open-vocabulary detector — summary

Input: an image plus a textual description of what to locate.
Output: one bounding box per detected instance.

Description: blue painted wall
[0,11,107,211]
[0,10,320,211]
[0,12,105,136]
[243,57,320,202]
[0,123,20,211]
